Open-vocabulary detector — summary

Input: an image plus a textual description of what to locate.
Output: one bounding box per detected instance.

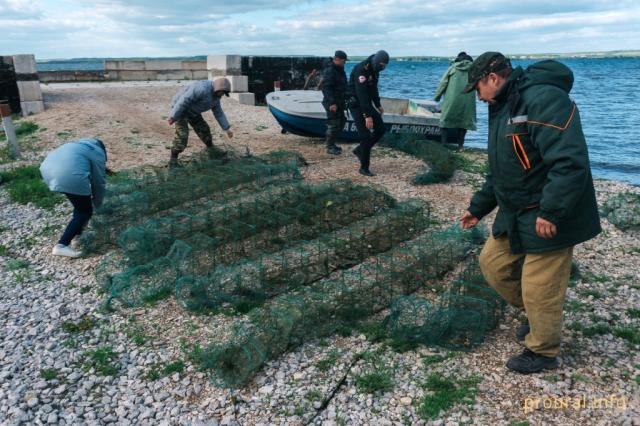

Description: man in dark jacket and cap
[460,52,601,374]
[347,50,389,176]
[322,50,348,155]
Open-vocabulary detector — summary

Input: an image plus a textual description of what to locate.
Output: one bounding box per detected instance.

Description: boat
[266,90,441,141]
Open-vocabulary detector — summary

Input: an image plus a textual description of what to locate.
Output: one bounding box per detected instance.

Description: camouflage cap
[462,52,512,93]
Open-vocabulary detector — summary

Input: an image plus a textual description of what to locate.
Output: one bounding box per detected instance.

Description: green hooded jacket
[467,60,601,254]
[434,60,477,130]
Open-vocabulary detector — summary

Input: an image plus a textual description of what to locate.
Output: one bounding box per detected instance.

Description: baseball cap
[334,50,347,60]
[462,52,512,93]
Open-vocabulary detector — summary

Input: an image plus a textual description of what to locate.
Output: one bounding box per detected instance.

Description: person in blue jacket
[40,138,108,258]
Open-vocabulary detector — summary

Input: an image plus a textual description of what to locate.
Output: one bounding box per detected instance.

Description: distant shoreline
[36,50,640,64]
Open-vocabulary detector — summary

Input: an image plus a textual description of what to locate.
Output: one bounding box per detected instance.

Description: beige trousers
[479,234,573,357]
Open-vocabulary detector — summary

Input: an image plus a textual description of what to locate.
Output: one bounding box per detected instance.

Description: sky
[1,0,639,59]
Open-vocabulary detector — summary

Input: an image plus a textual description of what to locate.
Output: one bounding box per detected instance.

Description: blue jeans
[58,193,93,246]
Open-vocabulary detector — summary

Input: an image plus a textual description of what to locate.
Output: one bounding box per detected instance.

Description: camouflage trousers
[325,108,346,147]
[172,114,213,154]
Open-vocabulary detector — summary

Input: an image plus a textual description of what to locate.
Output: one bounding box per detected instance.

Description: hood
[519,60,574,94]
[79,138,107,162]
[453,60,472,71]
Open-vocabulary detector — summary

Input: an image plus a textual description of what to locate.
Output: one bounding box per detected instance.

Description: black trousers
[59,193,93,246]
[440,127,467,148]
[348,107,385,170]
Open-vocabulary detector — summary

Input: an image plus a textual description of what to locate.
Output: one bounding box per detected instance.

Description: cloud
[1,0,638,58]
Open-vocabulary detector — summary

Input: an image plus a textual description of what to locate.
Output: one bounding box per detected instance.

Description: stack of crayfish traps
[85,149,505,387]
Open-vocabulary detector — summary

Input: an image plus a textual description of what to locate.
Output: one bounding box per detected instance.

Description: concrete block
[20,101,45,116]
[182,61,207,70]
[17,81,43,102]
[104,60,146,71]
[229,92,255,106]
[145,60,182,71]
[207,55,242,76]
[228,75,248,92]
[12,54,36,74]
[117,70,158,80]
[207,74,248,92]
[156,70,193,80]
[192,70,208,80]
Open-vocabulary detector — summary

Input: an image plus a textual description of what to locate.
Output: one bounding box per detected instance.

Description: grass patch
[423,352,455,366]
[0,244,7,256]
[356,320,388,342]
[125,325,149,346]
[582,323,611,337]
[14,120,39,137]
[145,360,185,381]
[418,374,481,420]
[565,299,589,313]
[82,347,119,376]
[305,389,323,401]
[613,326,640,345]
[354,370,394,394]
[570,373,590,383]
[580,288,602,299]
[40,368,58,380]
[0,165,64,209]
[627,308,640,319]
[454,153,488,176]
[61,315,96,334]
[6,258,29,270]
[316,348,342,372]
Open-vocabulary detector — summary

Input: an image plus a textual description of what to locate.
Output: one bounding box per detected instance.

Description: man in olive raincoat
[460,52,601,374]
[434,51,477,149]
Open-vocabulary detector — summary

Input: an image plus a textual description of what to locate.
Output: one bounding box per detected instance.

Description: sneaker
[327,145,342,155]
[506,348,559,374]
[52,244,81,258]
[516,323,530,342]
[359,168,376,177]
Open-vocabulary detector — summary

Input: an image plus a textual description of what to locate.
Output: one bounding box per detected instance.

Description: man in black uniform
[322,50,348,155]
[348,50,389,176]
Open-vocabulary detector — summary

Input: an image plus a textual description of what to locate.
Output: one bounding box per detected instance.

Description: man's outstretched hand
[167,117,175,126]
[460,210,479,229]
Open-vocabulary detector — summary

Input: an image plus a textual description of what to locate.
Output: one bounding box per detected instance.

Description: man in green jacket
[460,52,601,374]
[434,51,477,149]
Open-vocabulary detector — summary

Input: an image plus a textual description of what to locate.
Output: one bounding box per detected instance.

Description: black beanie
[372,50,389,71]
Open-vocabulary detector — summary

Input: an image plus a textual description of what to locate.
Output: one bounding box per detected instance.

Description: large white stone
[17,81,43,102]
[20,101,45,116]
[12,54,37,74]
[229,92,255,105]
[206,55,242,75]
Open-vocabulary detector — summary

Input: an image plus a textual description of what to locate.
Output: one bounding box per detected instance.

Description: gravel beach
[0,82,638,425]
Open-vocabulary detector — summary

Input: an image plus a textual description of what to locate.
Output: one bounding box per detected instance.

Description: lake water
[38,58,640,185]
[348,58,640,186]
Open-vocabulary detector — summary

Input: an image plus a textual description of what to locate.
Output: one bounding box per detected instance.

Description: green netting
[101,182,396,308]
[382,134,457,184]
[117,179,394,266]
[197,226,480,387]
[175,199,431,311]
[387,258,505,350]
[601,192,640,230]
[80,151,303,253]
